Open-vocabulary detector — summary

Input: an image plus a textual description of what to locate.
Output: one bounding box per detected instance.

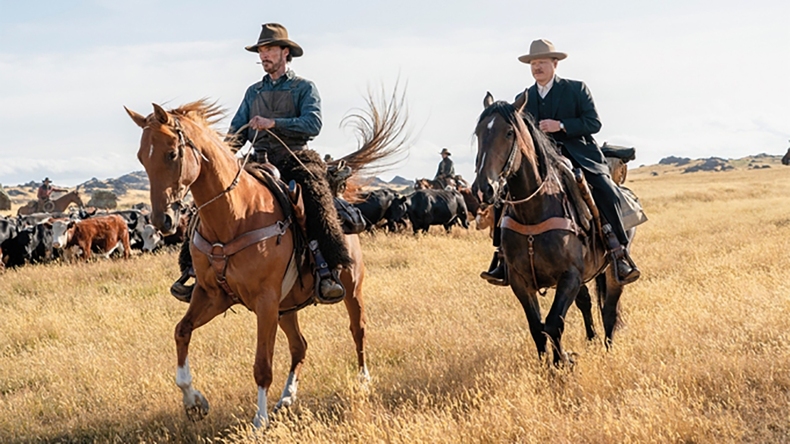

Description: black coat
[519,76,609,176]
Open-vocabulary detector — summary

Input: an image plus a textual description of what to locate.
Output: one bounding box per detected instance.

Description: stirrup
[480,249,508,286]
[170,269,194,303]
[316,275,346,304]
[610,247,640,285]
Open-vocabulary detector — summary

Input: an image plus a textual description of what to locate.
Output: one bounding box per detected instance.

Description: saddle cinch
[556,146,648,237]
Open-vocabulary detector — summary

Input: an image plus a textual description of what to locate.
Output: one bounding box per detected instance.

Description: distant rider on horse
[434,148,455,187]
[481,39,640,286]
[37,177,67,212]
[226,23,347,302]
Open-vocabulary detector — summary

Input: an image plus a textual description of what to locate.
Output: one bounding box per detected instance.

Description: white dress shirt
[537,78,554,99]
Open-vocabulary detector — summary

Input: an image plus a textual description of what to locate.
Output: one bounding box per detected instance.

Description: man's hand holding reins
[250,116,275,130]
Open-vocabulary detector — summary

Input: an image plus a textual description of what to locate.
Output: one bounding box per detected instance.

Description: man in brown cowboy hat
[225,23,347,302]
[481,39,640,285]
[434,148,455,185]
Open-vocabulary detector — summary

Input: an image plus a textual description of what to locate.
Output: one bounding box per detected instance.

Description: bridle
[476,111,550,207]
[166,117,257,213]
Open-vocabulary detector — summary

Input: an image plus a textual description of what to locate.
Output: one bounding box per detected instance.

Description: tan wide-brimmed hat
[245,23,304,57]
[439,148,452,156]
[518,39,567,64]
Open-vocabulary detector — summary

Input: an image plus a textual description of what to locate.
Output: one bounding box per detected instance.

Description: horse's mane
[165,99,233,152]
[478,101,563,180]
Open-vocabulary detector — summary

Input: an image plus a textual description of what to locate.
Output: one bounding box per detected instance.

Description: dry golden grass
[3,167,790,443]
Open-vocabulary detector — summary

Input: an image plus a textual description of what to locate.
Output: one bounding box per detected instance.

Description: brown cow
[475,204,495,238]
[457,186,481,220]
[52,214,130,260]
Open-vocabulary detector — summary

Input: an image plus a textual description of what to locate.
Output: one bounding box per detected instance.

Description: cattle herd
[0,203,189,269]
[350,182,485,234]
[0,182,486,269]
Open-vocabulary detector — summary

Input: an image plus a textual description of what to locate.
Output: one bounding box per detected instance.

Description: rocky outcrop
[87,190,118,209]
[659,156,692,166]
[683,157,734,173]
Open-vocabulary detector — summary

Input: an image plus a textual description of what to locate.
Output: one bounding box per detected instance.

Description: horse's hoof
[253,412,270,429]
[273,396,295,414]
[184,391,209,422]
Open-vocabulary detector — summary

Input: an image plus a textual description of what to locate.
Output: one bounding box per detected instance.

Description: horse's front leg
[175,285,234,422]
[252,292,280,428]
[545,269,583,365]
[273,310,307,413]
[509,271,546,358]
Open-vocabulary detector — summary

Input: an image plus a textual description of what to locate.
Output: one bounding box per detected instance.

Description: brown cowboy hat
[518,39,567,64]
[439,148,452,156]
[245,23,304,57]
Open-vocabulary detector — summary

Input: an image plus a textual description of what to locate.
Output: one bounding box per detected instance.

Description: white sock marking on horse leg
[275,371,298,411]
[176,358,198,403]
[359,364,370,382]
[253,386,269,428]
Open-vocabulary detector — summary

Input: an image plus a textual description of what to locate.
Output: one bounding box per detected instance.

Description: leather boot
[601,223,640,284]
[480,248,508,286]
[319,275,345,303]
[308,240,346,304]
[614,251,641,284]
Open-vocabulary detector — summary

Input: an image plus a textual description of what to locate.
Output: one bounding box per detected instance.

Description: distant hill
[389,176,414,186]
[637,154,782,175]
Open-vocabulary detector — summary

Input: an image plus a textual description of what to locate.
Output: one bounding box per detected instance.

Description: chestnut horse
[474,92,632,365]
[126,99,404,428]
[17,189,84,215]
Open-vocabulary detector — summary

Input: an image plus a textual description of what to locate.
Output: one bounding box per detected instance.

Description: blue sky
[1,0,788,186]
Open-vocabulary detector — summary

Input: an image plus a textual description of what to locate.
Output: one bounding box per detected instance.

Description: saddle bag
[334,197,366,235]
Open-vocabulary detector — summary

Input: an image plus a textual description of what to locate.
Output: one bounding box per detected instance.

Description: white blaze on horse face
[487,115,496,130]
[148,144,155,159]
[274,371,298,412]
[253,386,269,428]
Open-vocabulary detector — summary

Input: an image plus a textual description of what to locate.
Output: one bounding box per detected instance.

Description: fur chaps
[275,149,353,269]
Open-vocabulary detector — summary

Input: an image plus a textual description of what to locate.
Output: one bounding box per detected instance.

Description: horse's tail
[332,85,411,199]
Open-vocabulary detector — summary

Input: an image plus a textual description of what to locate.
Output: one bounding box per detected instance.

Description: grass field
[2,166,790,443]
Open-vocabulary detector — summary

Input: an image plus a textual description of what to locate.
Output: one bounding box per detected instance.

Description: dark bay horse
[17,189,84,215]
[474,92,630,365]
[125,99,402,428]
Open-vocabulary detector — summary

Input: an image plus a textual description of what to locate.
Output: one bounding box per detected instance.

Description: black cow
[396,189,469,234]
[109,209,150,250]
[352,188,400,231]
[0,216,18,268]
[2,222,54,267]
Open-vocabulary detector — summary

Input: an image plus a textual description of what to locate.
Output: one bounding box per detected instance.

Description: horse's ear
[513,89,528,113]
[152,103,170,125]
[125,106,148,128]
[483,92,494,108]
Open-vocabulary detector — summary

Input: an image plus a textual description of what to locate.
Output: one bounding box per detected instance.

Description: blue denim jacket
[228,69,322,146]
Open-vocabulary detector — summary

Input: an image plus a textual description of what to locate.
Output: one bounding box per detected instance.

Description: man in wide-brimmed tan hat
[481,39,640,286]
[225,23,348,303]
[434,148,455,184]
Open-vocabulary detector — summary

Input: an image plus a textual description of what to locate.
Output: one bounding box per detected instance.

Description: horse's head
[125,104,201,235]
[70,188,85,208]
[473,91,532,204]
